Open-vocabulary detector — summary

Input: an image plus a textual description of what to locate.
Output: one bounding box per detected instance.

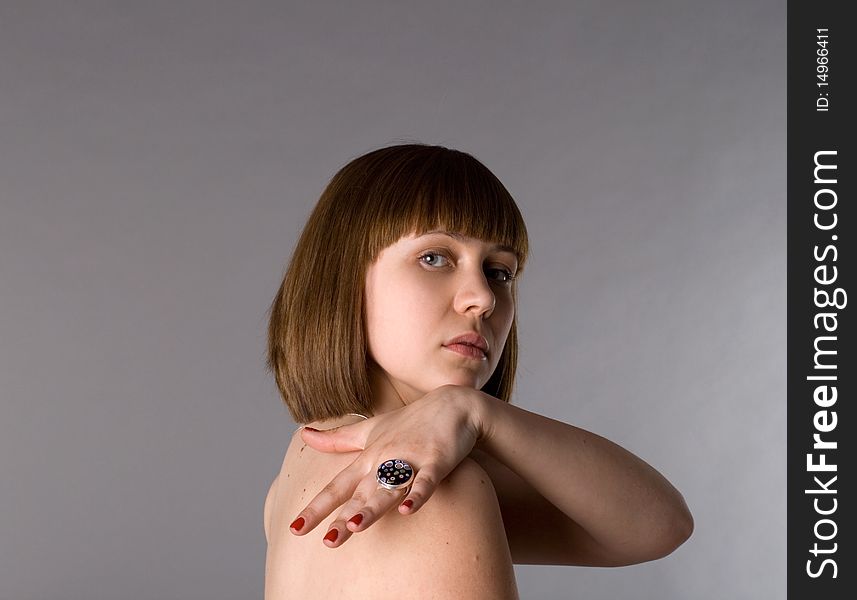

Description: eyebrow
[422,230,518,256]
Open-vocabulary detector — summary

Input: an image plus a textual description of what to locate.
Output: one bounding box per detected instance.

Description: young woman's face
[364,230,518,406]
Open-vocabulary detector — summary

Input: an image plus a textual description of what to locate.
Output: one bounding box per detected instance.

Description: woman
[263,144,693,599]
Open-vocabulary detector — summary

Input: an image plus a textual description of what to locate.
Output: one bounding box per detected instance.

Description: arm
[470,393,693,566]
[293,385,692,567]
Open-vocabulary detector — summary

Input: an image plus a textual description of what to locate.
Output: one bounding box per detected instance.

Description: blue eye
[419,252,449,268]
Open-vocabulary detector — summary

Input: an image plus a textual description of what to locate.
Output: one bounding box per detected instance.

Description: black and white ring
[376,459,415,491]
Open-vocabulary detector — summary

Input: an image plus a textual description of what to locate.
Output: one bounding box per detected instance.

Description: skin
[362,229,518,414]
[281,230,694,567]
[292,230,518,545]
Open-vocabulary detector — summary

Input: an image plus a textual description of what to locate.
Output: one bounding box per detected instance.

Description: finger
[321,478,378,547]
[289,462,364,536]
[320,493,370,548]
[300,423,367,453]
[397,467,441,515]
[345,484,407,533]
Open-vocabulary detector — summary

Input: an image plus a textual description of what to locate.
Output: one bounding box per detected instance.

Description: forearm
[472,392,693,562]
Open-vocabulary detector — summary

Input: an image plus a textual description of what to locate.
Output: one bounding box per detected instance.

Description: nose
[453,267,496,319]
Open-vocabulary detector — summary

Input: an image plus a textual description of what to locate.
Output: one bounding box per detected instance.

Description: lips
[444,343,487,360]
[443,332,489,355]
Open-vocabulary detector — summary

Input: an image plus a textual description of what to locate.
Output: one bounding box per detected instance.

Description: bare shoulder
[265,436,518,599]
[357,457,519,599]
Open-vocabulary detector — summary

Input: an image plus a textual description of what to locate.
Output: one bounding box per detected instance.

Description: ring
[376,459,415,491]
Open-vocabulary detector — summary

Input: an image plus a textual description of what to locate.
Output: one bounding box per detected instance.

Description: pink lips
[444,343,487,360]
[443,332,489,361]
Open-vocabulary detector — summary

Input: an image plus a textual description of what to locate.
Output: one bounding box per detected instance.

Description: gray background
[0,1,784,598]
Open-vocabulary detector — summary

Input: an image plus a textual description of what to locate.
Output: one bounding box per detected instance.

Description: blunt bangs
[356,146,529,271]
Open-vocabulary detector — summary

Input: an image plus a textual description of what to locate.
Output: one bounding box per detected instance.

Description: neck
[367,362,421,416]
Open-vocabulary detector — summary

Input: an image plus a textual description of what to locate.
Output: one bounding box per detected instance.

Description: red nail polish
[290,517,305,531]
[402,499,414,509]
[324,528,339,543]
[348,513,364,526]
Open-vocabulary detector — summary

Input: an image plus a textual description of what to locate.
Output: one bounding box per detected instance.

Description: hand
[289,384,486,548]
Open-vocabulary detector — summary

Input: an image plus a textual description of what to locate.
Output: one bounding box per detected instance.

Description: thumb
[299,424,365,453]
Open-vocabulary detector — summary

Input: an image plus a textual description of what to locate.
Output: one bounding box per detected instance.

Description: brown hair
[266,143,529,424]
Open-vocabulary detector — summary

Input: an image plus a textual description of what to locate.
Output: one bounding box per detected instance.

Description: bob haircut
[267,143,529,424]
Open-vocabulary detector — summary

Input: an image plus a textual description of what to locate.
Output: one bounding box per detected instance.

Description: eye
[486,266,516,284]
[418,251,516,284]
[418,252,450,268]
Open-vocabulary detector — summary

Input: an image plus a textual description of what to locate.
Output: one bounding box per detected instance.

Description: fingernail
[402,499,414,509]
[290,517,305,531]
[347,513,364,526]
[324,528,339,543]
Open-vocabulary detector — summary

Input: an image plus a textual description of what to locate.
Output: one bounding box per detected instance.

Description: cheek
[365,280,434,360]
[495,291,515,324]
[493,296,516,347]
